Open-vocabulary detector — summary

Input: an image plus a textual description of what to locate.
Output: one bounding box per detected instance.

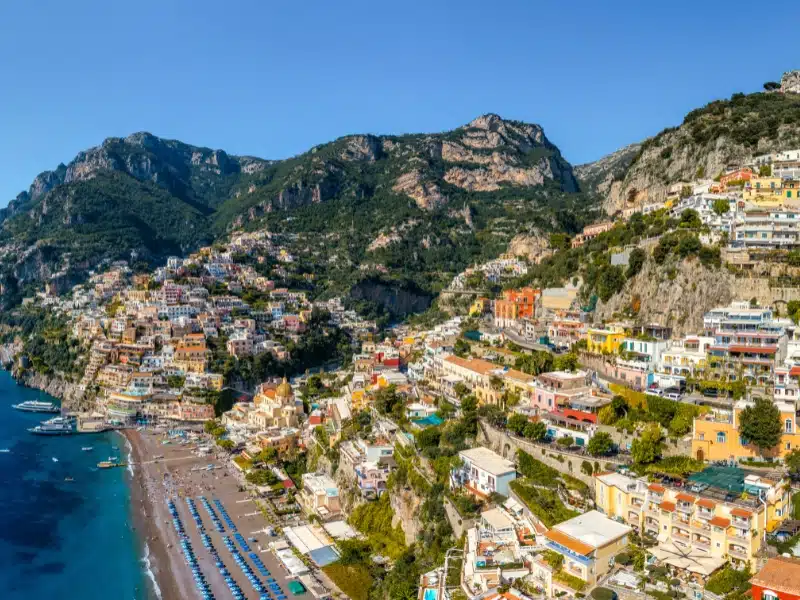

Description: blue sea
[0,370,153,599]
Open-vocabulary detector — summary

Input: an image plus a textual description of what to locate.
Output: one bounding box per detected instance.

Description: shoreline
[124,429,192,600]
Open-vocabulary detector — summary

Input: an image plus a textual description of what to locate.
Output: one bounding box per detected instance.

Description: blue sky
[1,0,799,204]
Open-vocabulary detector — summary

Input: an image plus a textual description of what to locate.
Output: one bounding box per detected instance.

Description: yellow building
[586,328,624,354]
[595,471,789,572]
[469,297,490,317]
[744,176,800,204]
[691,400,800,462]
[542,510,631,587]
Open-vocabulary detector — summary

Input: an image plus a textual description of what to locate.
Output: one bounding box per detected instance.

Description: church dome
[276,377,293,398]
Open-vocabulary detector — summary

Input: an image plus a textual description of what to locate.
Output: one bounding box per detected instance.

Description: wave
[141,542,163,600]
[125,436,134,477]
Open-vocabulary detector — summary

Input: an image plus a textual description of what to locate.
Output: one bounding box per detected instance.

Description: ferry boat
[28,416,75,436]
[12,400,60,414]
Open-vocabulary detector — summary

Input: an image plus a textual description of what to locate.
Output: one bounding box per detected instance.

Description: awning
[648,542,726,576]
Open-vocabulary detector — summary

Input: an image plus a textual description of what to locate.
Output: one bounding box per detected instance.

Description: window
[699,433,705,441]
[717,432,726,444]
[787,419,794,434]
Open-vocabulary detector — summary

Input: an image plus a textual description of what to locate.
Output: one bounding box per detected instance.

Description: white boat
[0,449,10,453]
[52,457,59,463]
[12,400,60,414]
[82,447,93,451]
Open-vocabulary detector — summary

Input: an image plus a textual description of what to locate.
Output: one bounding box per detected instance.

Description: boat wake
[141,542,162,600]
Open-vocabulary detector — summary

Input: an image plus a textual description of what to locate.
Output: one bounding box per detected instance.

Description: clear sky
[1,0,799,204]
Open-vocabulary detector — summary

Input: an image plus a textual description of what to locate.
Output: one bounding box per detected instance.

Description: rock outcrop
[781,70,800,94]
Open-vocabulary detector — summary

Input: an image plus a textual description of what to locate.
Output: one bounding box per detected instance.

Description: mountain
[0,115,592,305]
[592,78,800,214]
[574,143,641,197]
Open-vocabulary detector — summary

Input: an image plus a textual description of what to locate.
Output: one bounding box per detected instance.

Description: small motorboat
[0,449,10,453]
[82,447,93,451]
[64,477,74,482]
[52,457,59,463]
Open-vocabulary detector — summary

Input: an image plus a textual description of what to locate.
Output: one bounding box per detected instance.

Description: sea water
[0,370,151,599]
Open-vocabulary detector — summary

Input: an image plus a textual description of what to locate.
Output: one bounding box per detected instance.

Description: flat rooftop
[460,447,516,476]
[553,510,632,549]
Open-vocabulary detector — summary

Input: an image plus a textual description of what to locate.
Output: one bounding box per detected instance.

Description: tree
[246,469,279,486]
[556,436,575,448]
[549,233,571,251]
[763,81,781,91]
[679,209,702,229]
[478,404,506,429]
[581,460,594,476]
[217,438,234,451]
[631,423,664,465]
[597,265,626,302]
[254,446,277,464]
[712,199,730,215]
[454,338,471,358]
[524,421,547,441]
[587,432,614,457]
[507,413,529,436]
[626,248,646,279]
[739,397,783,457]
[785,448,800,480]
[759,164,772,177]
[461,395,479,437]
[553,352,578,372]
[454,382,470,399]
[677,235,702,258]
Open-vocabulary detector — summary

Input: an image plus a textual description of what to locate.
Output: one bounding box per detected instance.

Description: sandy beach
[124,428,296,600]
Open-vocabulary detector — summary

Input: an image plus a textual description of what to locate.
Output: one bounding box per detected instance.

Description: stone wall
[443,497,477,540]
[477,421,627,487]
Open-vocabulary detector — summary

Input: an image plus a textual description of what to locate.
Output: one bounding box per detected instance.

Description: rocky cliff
[591,87,800,215]
[595,255,800,335]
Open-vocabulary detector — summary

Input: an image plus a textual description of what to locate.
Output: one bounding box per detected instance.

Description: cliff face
[594,256,800,335]
[13,370,87,410]
[390,488,423,546]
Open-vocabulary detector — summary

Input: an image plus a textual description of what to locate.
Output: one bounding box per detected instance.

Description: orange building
[493,287,540,328]
[721,167,753,187]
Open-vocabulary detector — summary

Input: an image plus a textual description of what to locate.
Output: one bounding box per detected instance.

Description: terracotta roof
[648,484,665,493]
[675,493,696,503]
[443,355,498,376]
[709,516,731,528]
[697,499,716,509]
[790,366,800,377]
[751,556,800,595]
[544,529,594,556]
[659,501,676,513]
[731,508,753,519]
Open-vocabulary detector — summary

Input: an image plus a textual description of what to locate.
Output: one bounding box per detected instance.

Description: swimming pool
[413,415,444,428]
[423,588,439,600]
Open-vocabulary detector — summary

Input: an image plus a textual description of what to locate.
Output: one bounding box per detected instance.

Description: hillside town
[9,171,800,600]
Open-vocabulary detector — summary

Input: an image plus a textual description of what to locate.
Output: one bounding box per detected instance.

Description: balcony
[728,546,749,560]
[696,509,714,521]
[672,527,691,541]
[673,514,691,526]
[692,536,711,549]
[727,528,751,543]
[677,502,694,514]
[691,521,712,534]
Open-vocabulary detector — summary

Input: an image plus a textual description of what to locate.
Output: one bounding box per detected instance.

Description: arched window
[717,431,726,444]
